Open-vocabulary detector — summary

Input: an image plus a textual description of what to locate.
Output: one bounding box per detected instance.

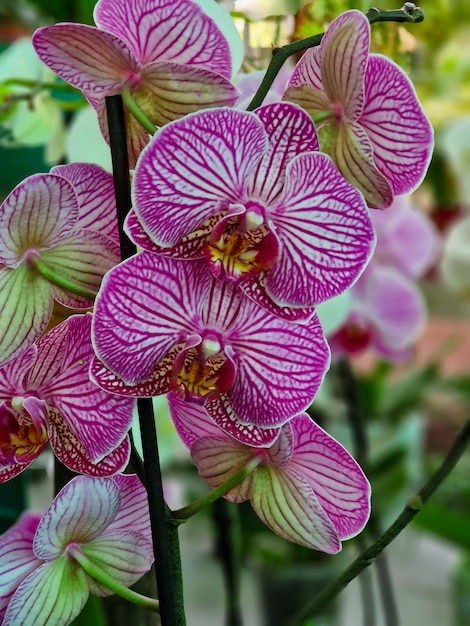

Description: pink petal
[94,0,235,77]
[239,275,317,322]
[267,422,294,468]
[89,354,172,397]
[283,83,332,117]
[51,163,119,241]
[0,345,37,398]
[137,61,239,127]
[33,476,121,560]
[250,465,341,552]
[0,266,53,368]
[319,10,369,120]
[92,254,211,385]
[40,315,135,462]
[190,436,255,503]
[124,209,207,259]
[249,102,319,205]
[33,24,139,94]
[106,474,151,536]
[0,512,42,622]
[48,407,130,477]
[220,291,330,428]
[288,43,322,90]
[288,414,370,540]
[132,107,267,247]
[3,559,88,626]
[266,151,375,307]
[0,174,78,266]
[205,395,282,447]
[168,391,227,447]
[360,55,434,196]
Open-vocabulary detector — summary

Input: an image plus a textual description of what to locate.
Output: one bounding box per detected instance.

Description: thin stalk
[246,4,425,111]
[286,419,470,625]
[67,544,160,612]
[121,81,156,136]
[29,256,96,301]
[105,95,185,625]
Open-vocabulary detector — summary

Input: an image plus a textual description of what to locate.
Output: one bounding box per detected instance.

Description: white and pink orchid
[0,314,134,482]
[0,474,152,626]
[129,102,375,318]
[169,394,370,552]
[0,163,120,367]
[91,254,330,446]
[284,10,434,209]
[33,0,242,166]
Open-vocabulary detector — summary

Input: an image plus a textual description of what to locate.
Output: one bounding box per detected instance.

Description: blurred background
[0,1,469,624]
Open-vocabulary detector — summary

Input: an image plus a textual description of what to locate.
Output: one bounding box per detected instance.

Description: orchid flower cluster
[0,0,434,624]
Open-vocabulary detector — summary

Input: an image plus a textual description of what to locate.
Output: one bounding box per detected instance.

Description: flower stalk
[29,255,97,301]
[121,81,157,136]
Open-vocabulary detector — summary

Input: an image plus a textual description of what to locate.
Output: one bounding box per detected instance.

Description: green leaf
[70,595,107,626]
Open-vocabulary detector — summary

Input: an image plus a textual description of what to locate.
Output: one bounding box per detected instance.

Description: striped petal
[282,83,332,121]
[328,120,393,208]
[132,107,267,247]
[191,436,254,503]
[360,54,434,196]
[92,254,211,385]
[267,152,375,307]
[0,266,53,368]
[137,61,239,127]
[319,10,369,120]
[39,315,134,462]
[168,391,228,447]
[48,407,130,476]
[0,512,42,622]
[250,465,341,552]
[33,24,139,95]
[42,231,120,308]
[288,414,370,540]
[0,345,37,398]
[219,290,330,428]
[0,174,78,266]
[106,474,150,536]
[51,163,119,241]
[249,102,319,205]
[34,476,120,559]
[94,0,240,77]
[3,558,88,626]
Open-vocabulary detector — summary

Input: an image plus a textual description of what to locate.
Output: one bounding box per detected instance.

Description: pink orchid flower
[0,474,152,626]
[33,0,242,166]
[169,394,370,552]
[0,164,120,367]
[91,254,330,446]
[329,195,439,360]
[0,314,134,482]
[284,10,434,208]
[129,102,375,319]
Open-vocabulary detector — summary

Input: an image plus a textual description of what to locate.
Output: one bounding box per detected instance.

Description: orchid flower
[329,195,439,360]
[169,394,370,552]
[284,10,434,209]
[129,102,375,319]
[0,314,134,482]
[91,254,330,446]
[33,0,242,166]
[0,164,120,367]
[0,474,153,626]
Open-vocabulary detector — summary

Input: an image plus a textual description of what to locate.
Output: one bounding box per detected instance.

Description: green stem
[286,419,470,625]
[29,256,96,301]
[246,4,425,111]
[67,544,160,612]
[121,81,156,136]
[172,458,261,521]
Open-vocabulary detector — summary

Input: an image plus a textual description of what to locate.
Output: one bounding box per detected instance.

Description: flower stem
[106,95,185,626]
[172,458,261,521]
[121,81,156,136]
[29,256,96,301]
[286,419,470,625]
[246,4,425,111]
[67,544,160,612]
